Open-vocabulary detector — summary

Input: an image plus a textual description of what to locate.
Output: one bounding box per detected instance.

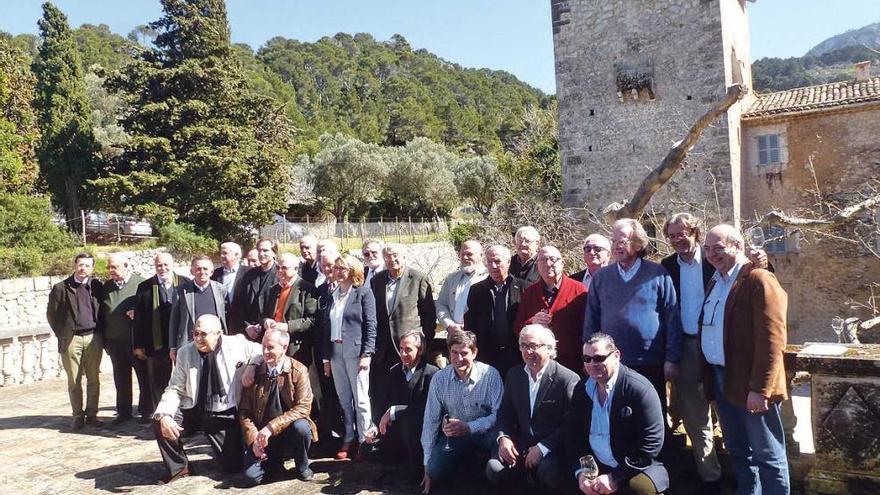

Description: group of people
[46,215,790,494]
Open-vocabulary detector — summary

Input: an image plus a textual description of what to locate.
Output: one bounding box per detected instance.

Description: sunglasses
[581,352,613,364]
[583,246,606,253]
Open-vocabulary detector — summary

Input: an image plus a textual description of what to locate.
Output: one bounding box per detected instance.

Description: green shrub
[0,193,75,252]
[447,222,482,251]
[159,222,218,257]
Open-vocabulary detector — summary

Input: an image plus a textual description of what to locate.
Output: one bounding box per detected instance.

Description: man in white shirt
[436,240,487,333]
[570,234,611,290]
[211,242,245,327]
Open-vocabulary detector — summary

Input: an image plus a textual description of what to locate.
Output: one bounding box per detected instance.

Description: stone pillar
[796,344,880,494]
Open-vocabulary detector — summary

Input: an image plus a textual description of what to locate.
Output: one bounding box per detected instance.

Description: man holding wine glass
[565,333,669,495]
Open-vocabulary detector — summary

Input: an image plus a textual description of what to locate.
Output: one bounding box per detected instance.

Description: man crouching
[239,325,317,485]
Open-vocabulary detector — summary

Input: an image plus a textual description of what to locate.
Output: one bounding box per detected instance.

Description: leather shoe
[158,467,189,484]
[85,417,104,427]
[136,415,151,425]
[335,441,352,460]
[71,416,85,431]
[297,467,314,482]
[111,415,132,426]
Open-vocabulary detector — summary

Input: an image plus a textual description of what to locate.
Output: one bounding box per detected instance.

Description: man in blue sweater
[583,218,683,425]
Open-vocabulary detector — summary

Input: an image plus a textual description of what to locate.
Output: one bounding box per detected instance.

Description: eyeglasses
[581,352,614,364]
[539,256,561,265]
[583,246,606,253]
[612,239,632,246]
[193,330,219,339]
[666,231,693,241]
[702,299,721,327]
[519,343,547,352]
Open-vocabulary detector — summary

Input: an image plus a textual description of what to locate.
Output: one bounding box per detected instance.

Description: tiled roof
[744,76,880,118]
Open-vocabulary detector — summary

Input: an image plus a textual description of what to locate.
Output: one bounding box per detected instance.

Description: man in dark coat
[47,253,104,430]
[232,238,278,335]
[211,241,247,331]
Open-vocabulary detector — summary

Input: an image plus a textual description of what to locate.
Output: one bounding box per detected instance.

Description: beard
[461,264,477,275]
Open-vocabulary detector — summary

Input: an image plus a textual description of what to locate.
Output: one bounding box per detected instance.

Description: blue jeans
[242,419,312,485]
[712,366,790,495]
[426,430,495,483]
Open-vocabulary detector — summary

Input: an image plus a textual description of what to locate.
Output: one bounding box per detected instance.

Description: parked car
[85,211,112,234]
[119,216,153,236]
[261,214,304,242]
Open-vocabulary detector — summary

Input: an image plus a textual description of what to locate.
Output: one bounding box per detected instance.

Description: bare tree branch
[761,192,880,229]
[605,84,748,220]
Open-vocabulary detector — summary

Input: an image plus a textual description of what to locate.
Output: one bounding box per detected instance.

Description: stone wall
[552,0,752,224]
[741,105,880,343]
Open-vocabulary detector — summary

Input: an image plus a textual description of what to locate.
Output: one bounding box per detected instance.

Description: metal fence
[258,217,452,245]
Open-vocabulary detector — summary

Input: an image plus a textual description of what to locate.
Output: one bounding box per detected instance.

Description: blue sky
[1,1,877,94]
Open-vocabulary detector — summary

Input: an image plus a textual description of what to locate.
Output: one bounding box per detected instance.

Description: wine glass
[364,426,380,453]
[747,226,766,249]
[579,455,599,482]
[441,415,454,452]
[831,316,844,342]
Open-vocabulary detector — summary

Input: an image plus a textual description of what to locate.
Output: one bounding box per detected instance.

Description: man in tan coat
[699,224,789,495]
[239,327,317,485]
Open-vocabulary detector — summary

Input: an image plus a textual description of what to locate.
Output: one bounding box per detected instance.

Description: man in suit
[134,252,186,413]
[509,226,541,285]
[465,245,526,378]
[245,249,260,268]
[298,235,320,285]
[659,213,722,488]
[239,327,317,485]
[375,330,439,484]
[98,253,149,425]
[370,243,436,411]
[151,315,261,483]
[514,245,587,373]
[258,253,318,365]
[169,256,227,357]
[700,224,789,495]
[486,324,579,492]
[570,234,612,290]
[566,333,669,495]
[233,238,278,334]
[436,240,487,333]
[211,242,247,332]
[362,239,385,286]
[47,253,105,430]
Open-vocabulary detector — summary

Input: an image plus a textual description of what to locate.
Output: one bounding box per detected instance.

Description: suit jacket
[46,275,104,353]
[211,264,247,326]
[299,260,320,285]
[370,267,436,366]
[660,252,715,297]
[376,359,439,425]
[514,276,587,373]
[262,278,318,365]
[153,334,261,417]
[565,365,669,492]
[238,355,318,447]
[698,263,788,408]
[169,279,228,349]
[318,284,377,361]
[464,275,527,375]
[497,360,579,453]
[435,267,487,328]
[510,255,540,285]
[98,274,145,341]
[133,274,187,355]
[232,264,277,333]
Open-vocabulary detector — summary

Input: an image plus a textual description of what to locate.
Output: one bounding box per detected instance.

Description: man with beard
[436,240,487,334]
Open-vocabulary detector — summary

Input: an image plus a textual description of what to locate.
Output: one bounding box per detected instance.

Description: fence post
[115,215,121,244]
[80,210,87,246]
[305,215,310,236]
[408,216,413,243]
[380,216,385,241]
[395,216,401,243]
[361,217,366,242]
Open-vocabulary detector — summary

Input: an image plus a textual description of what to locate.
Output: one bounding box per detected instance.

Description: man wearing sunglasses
[571,234,612,291]
[566,333,668,495]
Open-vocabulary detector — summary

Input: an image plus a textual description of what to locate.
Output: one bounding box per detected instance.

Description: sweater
[583,260,682,366]
[514,276,587,373]
[99,274,145,341]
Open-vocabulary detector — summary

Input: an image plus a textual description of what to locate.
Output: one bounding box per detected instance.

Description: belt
[683,333,698,339]
[74,328,96,336]
[332,339,343,344]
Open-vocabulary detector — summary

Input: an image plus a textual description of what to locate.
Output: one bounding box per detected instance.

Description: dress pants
[329,343,373,443]
[711,366,790,495]
[145,352,172,412]
[242,418,312,485]
[60,331,103,419]
[426,430,495,483]
[385,412,426,481]
[673,336,721,482]
[105,338,152,418]
[486,444,565,492]
[153,407,242,477]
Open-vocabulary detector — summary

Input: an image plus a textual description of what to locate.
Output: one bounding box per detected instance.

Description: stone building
[551,0,880,342]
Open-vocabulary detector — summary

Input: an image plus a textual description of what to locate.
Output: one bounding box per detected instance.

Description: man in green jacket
[99,253,148,425]
[47,253,105,430]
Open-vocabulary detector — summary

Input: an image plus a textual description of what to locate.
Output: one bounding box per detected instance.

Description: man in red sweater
[513,246,587,373]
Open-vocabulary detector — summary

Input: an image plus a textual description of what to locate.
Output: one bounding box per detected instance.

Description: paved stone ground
[0,375,813,495]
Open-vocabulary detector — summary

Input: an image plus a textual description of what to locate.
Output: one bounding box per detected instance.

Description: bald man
[570,234,611,291]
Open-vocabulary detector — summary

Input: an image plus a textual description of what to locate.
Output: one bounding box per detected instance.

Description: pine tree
[96,0,293,240]
[32,2,99,224]
[0,38,40,194]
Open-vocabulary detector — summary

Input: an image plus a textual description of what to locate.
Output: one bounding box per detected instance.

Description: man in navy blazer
[566,333,668,495]
[487,324,579,492]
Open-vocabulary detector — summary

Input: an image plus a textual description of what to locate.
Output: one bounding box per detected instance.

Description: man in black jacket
[232,238,278,336]
[464,245,526,378]
[47,253,104,430]
[375,330,439,484]
[566,333,668,495]
[487,324,579,492]
[211,241,246,330]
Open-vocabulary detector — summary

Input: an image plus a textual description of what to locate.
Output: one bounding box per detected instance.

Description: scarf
[194,336,227,415]
[151,273,178,350]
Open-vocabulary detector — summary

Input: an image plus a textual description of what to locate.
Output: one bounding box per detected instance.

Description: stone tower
[551,0,753,224]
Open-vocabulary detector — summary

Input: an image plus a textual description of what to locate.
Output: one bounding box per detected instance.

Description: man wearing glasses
[566,333,668,495]
[571,234,612,290]
[487,324,579,492]
[515,245,588,373]
[699,224,789,495]
[151,315,261,484]
[362,239,385,286]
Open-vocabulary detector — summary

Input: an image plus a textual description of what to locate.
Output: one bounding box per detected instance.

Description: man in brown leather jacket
[239,326,318,485]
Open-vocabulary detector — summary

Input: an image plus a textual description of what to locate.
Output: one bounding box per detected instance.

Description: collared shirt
[74,275,90,285]
[701,262,744,366]
[328,285,352,342]
[194,280,211,293]
[389,363,418,420]
[385,273,402,315]
[527,363,551,455]
[451,267,487,324]
[542,282,560,307]
[113,274,131,289]
[581,271,593,290]
[421,361,503,466]
[157,274,173,292]
[586,370,620,468]
[206,345,235,412]
[678,247,705,335]
[221,266,238,302]
[617,258,642,283]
